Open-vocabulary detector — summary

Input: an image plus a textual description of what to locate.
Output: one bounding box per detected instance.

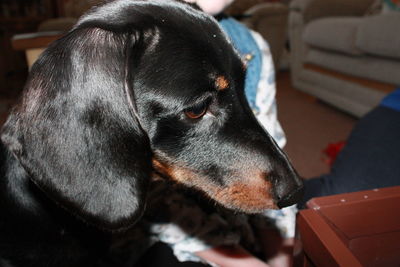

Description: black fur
[0,0,303,266]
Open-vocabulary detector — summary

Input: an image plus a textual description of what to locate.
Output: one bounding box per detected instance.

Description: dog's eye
[184,102,208,119]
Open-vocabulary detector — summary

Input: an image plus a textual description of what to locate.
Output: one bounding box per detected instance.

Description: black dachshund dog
[0,0,303,266]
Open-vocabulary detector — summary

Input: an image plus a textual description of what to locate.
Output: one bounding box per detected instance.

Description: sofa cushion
[291,0,375,23]
[306,48,400,85]
[356,13,400,59]
[303,17,363,55]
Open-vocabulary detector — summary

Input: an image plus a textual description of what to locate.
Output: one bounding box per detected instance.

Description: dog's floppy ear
[0,1,167,231]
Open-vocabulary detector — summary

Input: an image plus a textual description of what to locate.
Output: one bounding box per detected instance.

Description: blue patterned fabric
[219,17,262,112]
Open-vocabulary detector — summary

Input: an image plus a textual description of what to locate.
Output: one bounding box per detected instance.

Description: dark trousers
[300,106,400,207]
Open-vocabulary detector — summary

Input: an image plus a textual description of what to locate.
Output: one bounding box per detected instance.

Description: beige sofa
[289,0,400,117]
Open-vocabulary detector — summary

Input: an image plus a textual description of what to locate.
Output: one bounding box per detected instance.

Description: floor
[276,71,357,178]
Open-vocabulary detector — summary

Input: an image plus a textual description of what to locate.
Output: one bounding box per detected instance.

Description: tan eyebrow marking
[216,76,229,91]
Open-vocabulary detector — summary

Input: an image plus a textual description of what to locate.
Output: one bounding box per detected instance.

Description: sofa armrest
[12,31,63,67]
[12,31,63,51]
[290,0,375,23]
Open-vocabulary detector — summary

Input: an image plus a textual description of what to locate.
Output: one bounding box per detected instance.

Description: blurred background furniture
[0,0,59,94]
[12,0,290,71]
[295,186,400,267]
[289,0,400,118]
[12,32,62,68]
[11,0,102,68]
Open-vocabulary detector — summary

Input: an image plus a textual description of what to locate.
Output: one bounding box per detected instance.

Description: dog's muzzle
[274,174,304,208]
[276,185,304,208]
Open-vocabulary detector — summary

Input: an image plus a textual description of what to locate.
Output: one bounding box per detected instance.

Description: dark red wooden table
[294,186,400,267]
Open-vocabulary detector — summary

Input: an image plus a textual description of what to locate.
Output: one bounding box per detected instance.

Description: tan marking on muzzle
[213,169,277,212]
[213,181,277,212]
[216,76,229,91]
[152,157,277,212]
[152,158,197,185]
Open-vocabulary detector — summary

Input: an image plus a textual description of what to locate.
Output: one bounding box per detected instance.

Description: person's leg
[301,106,400,206]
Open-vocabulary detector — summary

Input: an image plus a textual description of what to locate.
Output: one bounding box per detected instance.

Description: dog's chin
[152,159,279,213]
[211,183,279,213]
[188,183,279,213]
[218,200,279,214]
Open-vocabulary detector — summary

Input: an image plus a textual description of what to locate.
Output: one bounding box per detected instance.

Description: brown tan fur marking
[153,157,278,212]
[216,76,229,91]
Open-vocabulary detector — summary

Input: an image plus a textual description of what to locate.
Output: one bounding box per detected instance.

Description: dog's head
[1,0,302,231]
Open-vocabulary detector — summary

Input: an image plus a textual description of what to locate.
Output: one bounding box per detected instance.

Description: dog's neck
[0,140,113,234]
[0,141,115,265]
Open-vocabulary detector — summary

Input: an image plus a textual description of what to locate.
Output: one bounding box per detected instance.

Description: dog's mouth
[212,181,278,212]
[152,158,279,212]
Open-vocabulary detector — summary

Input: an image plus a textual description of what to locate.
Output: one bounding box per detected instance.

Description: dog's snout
[272,168,304,208]
[276,185,304,208]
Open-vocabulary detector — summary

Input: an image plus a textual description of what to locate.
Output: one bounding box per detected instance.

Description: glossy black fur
[0,1,303,266]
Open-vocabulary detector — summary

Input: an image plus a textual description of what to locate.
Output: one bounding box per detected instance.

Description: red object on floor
[323,141,346,166]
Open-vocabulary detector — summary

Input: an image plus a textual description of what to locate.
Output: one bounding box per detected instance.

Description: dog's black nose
[270,156,304,208]
[276,185,304,208]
